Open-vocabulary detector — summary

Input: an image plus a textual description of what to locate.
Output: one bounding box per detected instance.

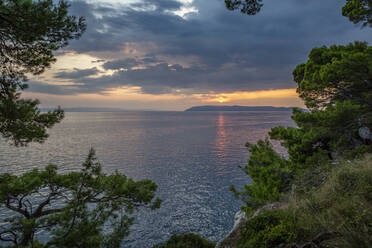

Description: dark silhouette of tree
[0,148,161,247]
[343,0,372,27]
[232,42,372,210]
[224,0,263,15]
[293,41,372,110]
[0,1,161,247]
[0,0,86,146]
[225,0,372,27]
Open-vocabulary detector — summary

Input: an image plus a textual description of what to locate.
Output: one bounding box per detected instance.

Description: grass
[237,154,372,248]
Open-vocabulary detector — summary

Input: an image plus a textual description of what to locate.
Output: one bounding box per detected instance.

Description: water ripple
[0,111,294,247]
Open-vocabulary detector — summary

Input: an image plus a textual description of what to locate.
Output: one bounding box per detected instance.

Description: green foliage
[153,233,215,248]
[0,98,64,146]
[342,0,372,27]
[225,0,372,28]
[293,42,372,110]
[0,0,86,76]
[0,1,163,247]
[291,161,332,195]
[342,144,372,159]
[0,0,86,146]
[269,42,372,165]
[226,1,372,247]
[236,155,372,248]
[234,42,372,212]
[269,122,328,167]
[0,149,161,247]
[224,0,263,15]
[295,155,372,247]
[231,139,292,208]
[237,210,303,248]
[271,102,372,166]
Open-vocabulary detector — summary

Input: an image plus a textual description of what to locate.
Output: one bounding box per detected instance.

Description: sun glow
[199,89,299,103]
[216,97,228,103]
[24,87,304,111]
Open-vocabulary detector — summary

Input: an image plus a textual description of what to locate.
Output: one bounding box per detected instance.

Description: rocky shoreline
[216,203,282,248]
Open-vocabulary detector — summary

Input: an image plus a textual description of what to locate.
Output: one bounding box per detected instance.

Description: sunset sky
[25,0,372,111]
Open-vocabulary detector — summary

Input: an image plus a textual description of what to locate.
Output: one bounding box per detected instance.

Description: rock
[251,202,281,218]
[215,202,281,248]
[359,126,372,140]
[215,210,247,248]
[232,210,247,230]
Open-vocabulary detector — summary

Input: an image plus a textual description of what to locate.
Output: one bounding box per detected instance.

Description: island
[185,105,295,112]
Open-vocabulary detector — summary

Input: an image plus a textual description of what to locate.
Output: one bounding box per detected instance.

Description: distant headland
[185,105,296,112]
[40,107,128,112]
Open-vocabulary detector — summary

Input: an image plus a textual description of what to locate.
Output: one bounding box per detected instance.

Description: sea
[0,111,294,247]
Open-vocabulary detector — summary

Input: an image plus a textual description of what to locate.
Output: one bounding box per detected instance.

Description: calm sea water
[0,111,293,247]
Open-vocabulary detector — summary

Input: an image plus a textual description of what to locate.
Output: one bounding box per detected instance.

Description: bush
[237,155,372,248]
[237,210,304,248]
[231,139,293,209]
[153,233,215,248]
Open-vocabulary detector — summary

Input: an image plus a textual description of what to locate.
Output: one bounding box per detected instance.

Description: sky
[25,0,372,111]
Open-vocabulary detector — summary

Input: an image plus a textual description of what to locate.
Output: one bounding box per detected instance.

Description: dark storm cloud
[29,0,372,95]
[39,63,291,95]
[102,57,164,70]
[26,81,82,95]
[141,57,162,63]
[54,67,100,79]
[103,58,140,70]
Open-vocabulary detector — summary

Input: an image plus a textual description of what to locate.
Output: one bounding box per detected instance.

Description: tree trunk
[20,230,33,247]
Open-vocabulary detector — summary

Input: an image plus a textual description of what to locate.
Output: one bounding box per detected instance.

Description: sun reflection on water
[215,112,227,160]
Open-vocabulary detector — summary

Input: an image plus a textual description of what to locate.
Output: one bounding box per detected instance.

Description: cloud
[102,58,140,70]
[102,56,164,70]
[132,0,182,11]
[28,0,372,97]
[92,59,105,63]
[26,81,81,95]
[54,67,100,79]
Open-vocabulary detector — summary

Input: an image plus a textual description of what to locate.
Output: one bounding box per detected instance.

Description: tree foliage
[0,98,64,146]
[225,0,372,27]
[233,42,372,209]
[0,0,86,146]
[293,42,372,110]
[153,233,215,248]
[0,149,161,247]
[231,140,292,208]
[0,2,163,247]
[276,42,372,162]
[343,0,372,27]
[224,0,263,15]
[227,0,372,246]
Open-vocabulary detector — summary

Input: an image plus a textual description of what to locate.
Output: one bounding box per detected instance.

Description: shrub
[237,155,372,248]
[231,139,293,209]
[292,155,372,247]
[153,233,215,248]
[237,210,304,248]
